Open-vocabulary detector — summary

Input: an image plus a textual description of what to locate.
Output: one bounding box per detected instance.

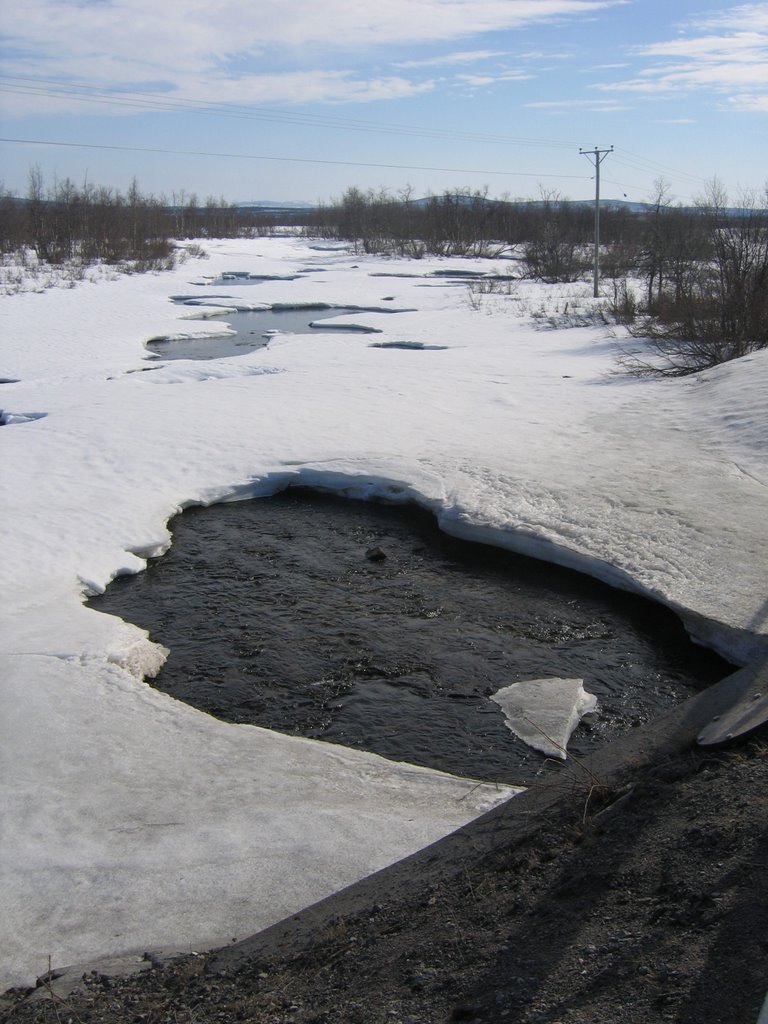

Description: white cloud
[693,3,768,34]
[456,71,533,86]
[196,72,438,106]
[525,98,630,112]
[595,3,768,107]
[729,92,768,111]
[0,0,626,108]
[0,71,437,119]
[395,47,574,69]
[394,50,508,69]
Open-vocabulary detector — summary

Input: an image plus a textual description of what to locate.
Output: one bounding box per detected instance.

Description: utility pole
[579,146,613,297]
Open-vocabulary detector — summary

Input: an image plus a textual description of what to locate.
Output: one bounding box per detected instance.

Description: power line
[0,74,578,151]
[602,176,656,193]
[0,75,714,197]
[613,148,707,187]
[0,137,594,181]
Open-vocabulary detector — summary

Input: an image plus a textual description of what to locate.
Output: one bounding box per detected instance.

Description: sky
[0,0,766,206]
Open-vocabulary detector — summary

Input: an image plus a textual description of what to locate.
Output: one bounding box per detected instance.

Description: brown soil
[4,717,767,1024]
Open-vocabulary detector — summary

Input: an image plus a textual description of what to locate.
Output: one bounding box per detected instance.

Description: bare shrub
[619,183,768,376]
[608,279,638,326]
[522,231,588,283]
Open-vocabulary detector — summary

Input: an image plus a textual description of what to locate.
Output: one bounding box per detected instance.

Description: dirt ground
[4,716,767,1024]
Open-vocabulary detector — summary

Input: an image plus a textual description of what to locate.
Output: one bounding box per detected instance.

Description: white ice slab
[491,678,598,759]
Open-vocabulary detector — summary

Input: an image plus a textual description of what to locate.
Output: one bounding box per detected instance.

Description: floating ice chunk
[490,677,598,760]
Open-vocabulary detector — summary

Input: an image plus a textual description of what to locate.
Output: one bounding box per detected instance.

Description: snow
[490,678,599,759]
[1,235,766,988]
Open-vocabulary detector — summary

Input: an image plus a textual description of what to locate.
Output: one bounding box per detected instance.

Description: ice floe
[491,678,599,759]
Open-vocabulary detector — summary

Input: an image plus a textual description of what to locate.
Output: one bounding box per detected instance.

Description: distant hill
[236,199,316,211]
[403,194,652,214]
[403,195,765,217]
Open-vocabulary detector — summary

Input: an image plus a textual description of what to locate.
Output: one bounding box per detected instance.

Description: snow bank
[1,235,766,987]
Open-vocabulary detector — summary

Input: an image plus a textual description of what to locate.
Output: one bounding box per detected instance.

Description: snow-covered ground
[1,236,766,989]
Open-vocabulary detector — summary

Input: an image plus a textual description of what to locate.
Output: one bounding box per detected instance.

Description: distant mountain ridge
[236,199,315,209]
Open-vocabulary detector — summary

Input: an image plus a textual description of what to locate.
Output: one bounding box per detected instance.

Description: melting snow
[0,235,766,988]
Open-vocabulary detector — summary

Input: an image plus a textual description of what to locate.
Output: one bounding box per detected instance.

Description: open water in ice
[89,490,732,785]
[147,306,386,361]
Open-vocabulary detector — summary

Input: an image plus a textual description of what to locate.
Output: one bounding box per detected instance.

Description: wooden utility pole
[579,146,613,297]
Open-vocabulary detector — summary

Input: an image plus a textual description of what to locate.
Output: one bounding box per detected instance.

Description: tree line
[1,170,765,375]
[305,182,768,375]
[305,185,606,265]
[0,169,291,268]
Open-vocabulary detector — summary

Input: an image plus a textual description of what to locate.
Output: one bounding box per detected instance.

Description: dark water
[147,307,385,361]
[89,490,732,784]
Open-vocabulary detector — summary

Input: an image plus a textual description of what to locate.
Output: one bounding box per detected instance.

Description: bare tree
[620,181,768,375]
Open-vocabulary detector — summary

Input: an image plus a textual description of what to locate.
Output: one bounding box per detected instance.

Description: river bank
[5,682,767,1023]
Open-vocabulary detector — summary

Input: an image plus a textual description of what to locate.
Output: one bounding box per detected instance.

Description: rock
[28,954,154,1003]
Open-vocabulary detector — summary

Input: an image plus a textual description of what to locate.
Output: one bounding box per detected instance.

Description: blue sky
[1,1,766,205]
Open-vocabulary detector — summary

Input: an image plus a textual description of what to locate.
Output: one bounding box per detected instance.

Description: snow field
[1,235,765,987]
